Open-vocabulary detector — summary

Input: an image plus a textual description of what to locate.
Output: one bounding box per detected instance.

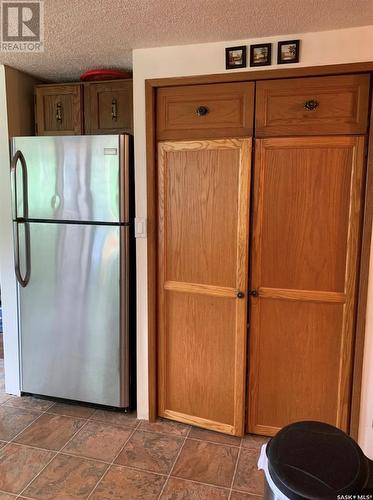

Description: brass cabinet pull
[304,99,319,111]
[196,105,209,116]
[112,98,118,121]
[56,102,62,122]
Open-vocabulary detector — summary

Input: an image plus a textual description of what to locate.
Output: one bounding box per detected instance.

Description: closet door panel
[165,147,239,287]
[252,299,344,433]
[259,140,352,291]
[248,136,365,436]
[165,292,236,425]
[158,138,251,436]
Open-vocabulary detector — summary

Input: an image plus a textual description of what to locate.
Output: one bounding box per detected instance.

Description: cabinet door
[255,74,370,137]
[35,85,83,135]
[158,138,251,436]
[248,136,365,436]
[85,80,133,134]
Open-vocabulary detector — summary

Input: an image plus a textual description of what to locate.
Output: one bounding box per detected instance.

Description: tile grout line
[156,424,192,499]
[16,414,93,499]
[228,434,244,499]
[86,417,141,499]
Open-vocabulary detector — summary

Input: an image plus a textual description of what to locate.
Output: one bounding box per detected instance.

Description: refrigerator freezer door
[11,135,129,223]
[18,222,129,407]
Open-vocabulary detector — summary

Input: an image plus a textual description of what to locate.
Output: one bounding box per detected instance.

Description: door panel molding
[164,281,237,298]
[259,287,346,303]
[163,409,237,435]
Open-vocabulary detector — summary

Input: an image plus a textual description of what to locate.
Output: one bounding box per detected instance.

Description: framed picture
[250,43,272,67]
[277,40,300,64]
[225,46,247,70]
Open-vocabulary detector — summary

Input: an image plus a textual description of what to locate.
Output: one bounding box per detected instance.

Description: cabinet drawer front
[256,74,370,136]
[157,82,254,140]
[35,85,82,135]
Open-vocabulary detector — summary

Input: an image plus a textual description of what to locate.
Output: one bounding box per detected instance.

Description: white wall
[133,23,373,455]
[0,65,20,395]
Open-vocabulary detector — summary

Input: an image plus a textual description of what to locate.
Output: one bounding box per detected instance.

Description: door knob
[303,99,319,111]
[236,291,245,299]
[249,289,258,297]
[196,105,209,116]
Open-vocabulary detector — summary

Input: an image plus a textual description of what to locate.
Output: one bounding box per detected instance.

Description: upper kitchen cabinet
[157,82,254,140]
[256,74,370,136]
[35,79,133,136]
[84,80,133,134]
[35,84,83,135]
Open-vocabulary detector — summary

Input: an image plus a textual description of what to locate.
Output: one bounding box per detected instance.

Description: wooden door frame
[145,61,373,439]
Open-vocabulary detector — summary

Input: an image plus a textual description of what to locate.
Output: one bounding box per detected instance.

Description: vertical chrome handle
[11,150,31,287]
[112,98,118,121]
[14,221,31,287]
[56,102,62,122]
[10,150,29,220]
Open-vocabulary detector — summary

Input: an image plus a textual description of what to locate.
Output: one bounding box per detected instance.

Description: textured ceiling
[1,0,373,81]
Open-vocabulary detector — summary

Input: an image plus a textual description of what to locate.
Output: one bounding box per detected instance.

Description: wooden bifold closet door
[248,136,365,436]
[157,138,251,436]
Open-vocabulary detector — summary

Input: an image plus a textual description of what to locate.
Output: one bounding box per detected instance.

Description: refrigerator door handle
[11,150,31,287]
[14,221,31,288]
[10,150,29,220]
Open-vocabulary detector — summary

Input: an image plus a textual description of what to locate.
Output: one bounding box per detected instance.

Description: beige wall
[132,24,373,456]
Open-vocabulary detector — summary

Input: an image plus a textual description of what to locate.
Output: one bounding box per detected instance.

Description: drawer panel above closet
[256,74,370,136]
[156,82,254,140]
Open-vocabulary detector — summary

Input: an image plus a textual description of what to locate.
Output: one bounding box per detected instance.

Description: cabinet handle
[236,290,245,299]
[196,105,209,116]
[303,99,319,111]
[56,102,62,122]
[249,289,258,297]
[112,99,118,121]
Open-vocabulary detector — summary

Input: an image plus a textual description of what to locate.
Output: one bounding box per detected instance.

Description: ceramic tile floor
[0,360,266,499]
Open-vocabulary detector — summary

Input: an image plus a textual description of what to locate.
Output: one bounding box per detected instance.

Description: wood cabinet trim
[350,85,373,439]
[164,281,237,298]
[146,61,373,88]
[259,288,347,303]
[163,409,237,435]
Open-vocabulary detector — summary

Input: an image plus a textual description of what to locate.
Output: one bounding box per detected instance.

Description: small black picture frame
[225,45,247,70]
[250,43,272,67]
[277,40,300,64]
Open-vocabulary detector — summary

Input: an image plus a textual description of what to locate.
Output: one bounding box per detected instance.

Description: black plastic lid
[266,421,370,500]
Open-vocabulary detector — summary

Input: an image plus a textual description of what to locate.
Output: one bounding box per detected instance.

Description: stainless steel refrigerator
[10,135,133,408]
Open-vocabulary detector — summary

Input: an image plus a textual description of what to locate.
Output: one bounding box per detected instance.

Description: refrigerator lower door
[18,222,129,407]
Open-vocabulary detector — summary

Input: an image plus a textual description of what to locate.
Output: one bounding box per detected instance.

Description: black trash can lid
[266,421,370,500]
